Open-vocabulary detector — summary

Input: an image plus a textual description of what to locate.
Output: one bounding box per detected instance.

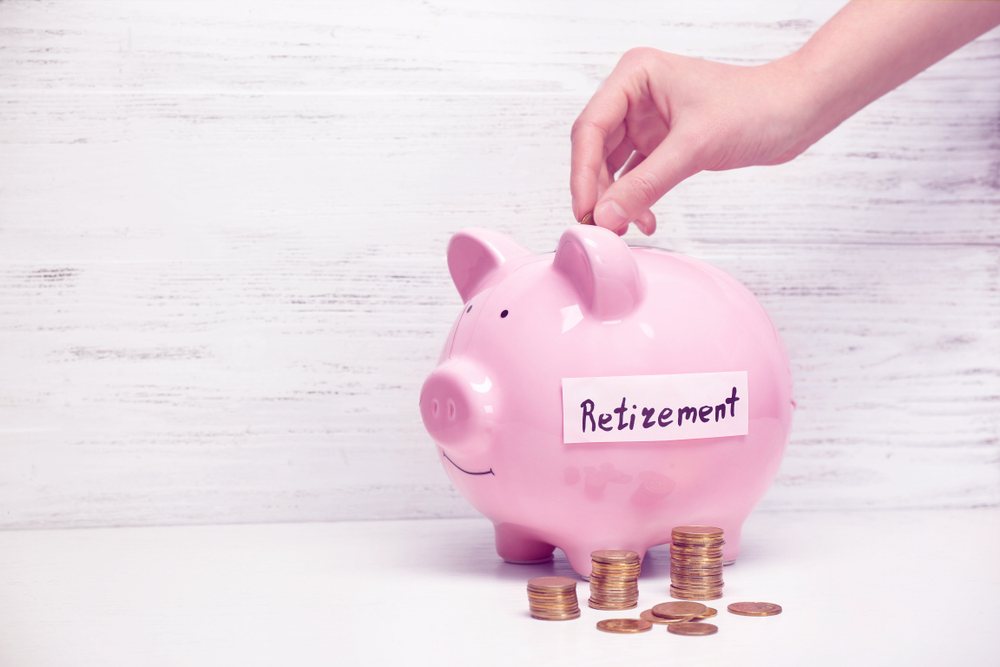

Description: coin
[527,576,577,591]
[651,601,707,619]
[580,211,595,225]
[591,549,636,563]
[639,609,694,625]
[669,525,725,600]
[693,606,718,620]
[728,601,782,617]
[596,618,653,634]
[667,622,718,636]
[589,550,641,610]
[527,576,580,620]
[672,525,724,538]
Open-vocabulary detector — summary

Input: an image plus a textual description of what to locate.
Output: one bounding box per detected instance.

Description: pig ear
[447,228,530,301]
[552,225,644,320]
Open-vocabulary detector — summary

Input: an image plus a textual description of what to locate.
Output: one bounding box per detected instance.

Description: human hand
[572,1,1000,236]
[570,48,816,235]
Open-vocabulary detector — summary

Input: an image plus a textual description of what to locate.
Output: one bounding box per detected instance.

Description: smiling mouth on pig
[441,450,495,476]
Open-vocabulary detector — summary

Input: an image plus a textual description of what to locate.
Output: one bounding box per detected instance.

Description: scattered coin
[693,606,718,620]
[651,601,707,619]
[527,576,581,621]
[596,618,653,634]
[639,609,695,625]
[727,601,782,617]
[589,550,641,610]
[667,622,718,636]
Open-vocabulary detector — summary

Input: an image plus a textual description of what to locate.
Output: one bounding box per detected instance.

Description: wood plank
[0,93,997,247]
[0,0,997,528]
[1,243,996,527]
[0,0,845,93]
[1,0,996,97]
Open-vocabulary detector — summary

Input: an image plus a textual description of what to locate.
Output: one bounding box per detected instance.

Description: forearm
[784,0,1000,145]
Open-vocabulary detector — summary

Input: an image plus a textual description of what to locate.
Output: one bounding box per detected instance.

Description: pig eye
[500,309,509,318]
[466,304,473,313]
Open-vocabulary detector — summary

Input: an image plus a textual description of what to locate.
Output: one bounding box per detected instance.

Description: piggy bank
[419,225,793,577]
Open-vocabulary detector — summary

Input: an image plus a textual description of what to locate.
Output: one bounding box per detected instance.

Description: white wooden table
[2,508,997,666]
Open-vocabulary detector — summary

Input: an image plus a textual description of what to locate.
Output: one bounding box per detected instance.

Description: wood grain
[0,0,997,529]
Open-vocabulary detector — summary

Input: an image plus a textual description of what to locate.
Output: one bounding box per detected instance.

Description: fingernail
[595,200,628,231]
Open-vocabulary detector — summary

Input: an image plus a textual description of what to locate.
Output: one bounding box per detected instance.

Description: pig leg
[718,522,742,565]
[663,522,742,564]
[494,523,555,564]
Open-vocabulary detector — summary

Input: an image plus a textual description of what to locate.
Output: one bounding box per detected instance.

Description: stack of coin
[526,576,581,620]
[588,550,641,610]
[669,525,724,600]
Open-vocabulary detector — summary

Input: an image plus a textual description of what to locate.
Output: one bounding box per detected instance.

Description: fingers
[634,209,657,236]
[594,131,699,231]
[570,78,631,221]
[596,160,612,202]
[606,139,635,177]
[607,148,656,236]
[619,150,645,176]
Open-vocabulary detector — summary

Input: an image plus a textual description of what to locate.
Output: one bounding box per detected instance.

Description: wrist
[764,50,855,158]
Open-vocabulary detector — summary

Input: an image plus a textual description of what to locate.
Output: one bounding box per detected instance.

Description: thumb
[593,131,700,232]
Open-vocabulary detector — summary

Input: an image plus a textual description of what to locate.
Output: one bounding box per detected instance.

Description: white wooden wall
[1,1,997,529]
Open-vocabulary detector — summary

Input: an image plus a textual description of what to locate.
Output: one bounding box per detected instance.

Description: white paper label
[561,371,748,444]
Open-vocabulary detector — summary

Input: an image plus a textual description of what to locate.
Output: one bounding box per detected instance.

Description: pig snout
[419,358,496,449]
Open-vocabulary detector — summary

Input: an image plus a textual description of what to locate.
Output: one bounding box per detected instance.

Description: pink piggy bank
[419,225,793,577]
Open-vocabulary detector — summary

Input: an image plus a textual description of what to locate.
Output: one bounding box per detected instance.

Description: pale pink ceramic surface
[419,225,793,577]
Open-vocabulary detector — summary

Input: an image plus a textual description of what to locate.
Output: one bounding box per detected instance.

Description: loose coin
[693,606,718,620]
[639,609,694,625]
[667,622,718,636]
[651,601,707,619]
[596,618,653,634]
[727,601,782,617]
[580,212,595,225]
